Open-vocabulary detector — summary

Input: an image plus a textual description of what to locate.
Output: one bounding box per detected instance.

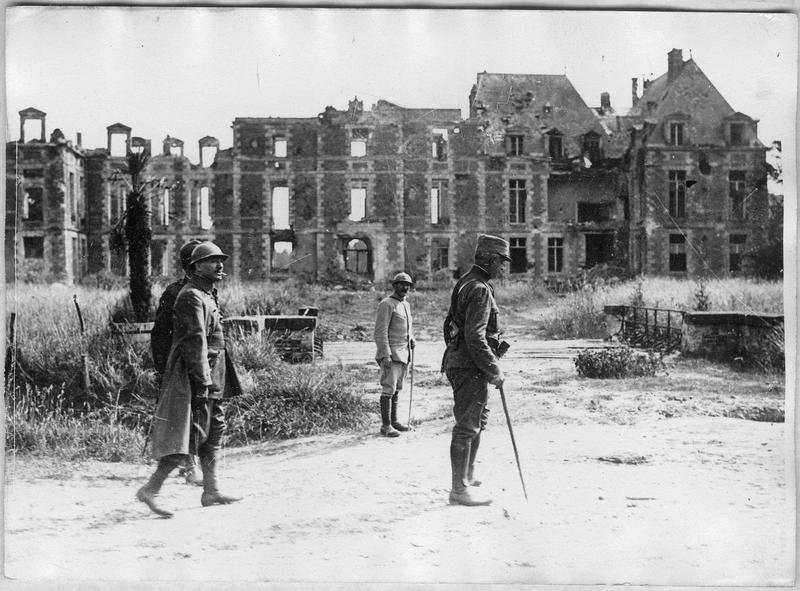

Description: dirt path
[4,339,793,586]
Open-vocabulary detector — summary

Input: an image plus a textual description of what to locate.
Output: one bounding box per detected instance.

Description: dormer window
[543,102,552,114]
[582,133,601,164]
[546,132,563,160]
[668,122,684,146]
[729,122,746,146]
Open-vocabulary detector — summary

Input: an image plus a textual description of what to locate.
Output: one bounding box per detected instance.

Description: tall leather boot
[136,454,181,517]
[448,439,492,506]
[390,392,410,432]
[467,432,482,486]
[199,450,242,507]
[380,396,399,437]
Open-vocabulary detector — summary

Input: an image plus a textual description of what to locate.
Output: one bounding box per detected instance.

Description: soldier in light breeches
[374,272,416,437]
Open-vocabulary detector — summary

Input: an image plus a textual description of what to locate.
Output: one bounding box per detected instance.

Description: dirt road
[4,339,793,586]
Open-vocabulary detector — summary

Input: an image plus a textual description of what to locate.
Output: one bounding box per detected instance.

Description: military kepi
[475,234,511,261]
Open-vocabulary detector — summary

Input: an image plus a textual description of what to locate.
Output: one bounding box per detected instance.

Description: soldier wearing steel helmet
[442,234,510,506]
[137,241,243,517]
[150,238,203,486]
[374,271,416,437]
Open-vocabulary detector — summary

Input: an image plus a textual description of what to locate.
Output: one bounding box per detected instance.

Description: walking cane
[407,347,414,426]
[499,384,528,501]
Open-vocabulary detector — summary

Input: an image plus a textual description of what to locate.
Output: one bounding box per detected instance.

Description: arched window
[343,238,371,275]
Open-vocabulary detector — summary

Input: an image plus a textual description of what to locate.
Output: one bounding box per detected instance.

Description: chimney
[631,78,639,108]
[668,48,683,82]
[600,92,611,111]
[76,132,82,148]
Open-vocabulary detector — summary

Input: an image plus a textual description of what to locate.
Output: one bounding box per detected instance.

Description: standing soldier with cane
[374,272,416,437]
[137,241,243,517]
[442,235,510,506]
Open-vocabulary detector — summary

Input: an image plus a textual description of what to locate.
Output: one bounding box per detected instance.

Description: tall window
[729,171,747,220]
[509,179,526,224]
[547,237,564,273]
[349,180,368,221]
[729,234,747,272]
[510,237,527,274]
[432,129,448,160]
[69,172,77,223]
[274,137,287,158]
[547,134,563,160]
[669,234,687,272]
[160,188,170,225]
[199,187,212,229]
[668,170,686,218]
[668,122,684,146]
[583,134,600,164]
[22,188,43,221]
[350,128,369,157]
[272,185,290,229]
[430,180,447,225]
[431,239,449,271]
[507,134,524,156]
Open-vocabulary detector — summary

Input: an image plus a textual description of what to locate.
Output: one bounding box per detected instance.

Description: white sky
[4,7,797,168]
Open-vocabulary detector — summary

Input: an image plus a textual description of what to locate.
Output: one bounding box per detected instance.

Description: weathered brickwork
[6,50,769,285]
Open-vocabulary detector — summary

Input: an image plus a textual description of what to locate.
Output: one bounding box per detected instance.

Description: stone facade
[5,50,769,285]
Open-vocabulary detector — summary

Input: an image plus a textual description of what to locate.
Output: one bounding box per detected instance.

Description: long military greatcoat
[150,274,242,459]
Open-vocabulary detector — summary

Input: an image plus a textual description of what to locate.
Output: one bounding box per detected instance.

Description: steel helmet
[188,241,229,267]
[391,272,413,285]
[179,239,203,270]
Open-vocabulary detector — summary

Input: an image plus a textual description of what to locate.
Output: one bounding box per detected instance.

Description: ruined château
[6,49,770,285]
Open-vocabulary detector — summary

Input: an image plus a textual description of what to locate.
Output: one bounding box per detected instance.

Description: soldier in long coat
[137,241,243,517]
[149,238,202,485]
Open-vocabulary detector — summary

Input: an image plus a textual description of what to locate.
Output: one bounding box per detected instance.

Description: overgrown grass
[540,277,784,339]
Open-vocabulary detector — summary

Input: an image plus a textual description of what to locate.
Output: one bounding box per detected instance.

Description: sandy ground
[3,338,794,588]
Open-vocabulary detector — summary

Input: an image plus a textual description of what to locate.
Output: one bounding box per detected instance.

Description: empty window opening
[159,188,170,225]
[151,241,169,276]
[507,134,524,157]
[668,170,686,218]
[23,119,43,143]
[668,122,684,146]
[577,202,612,223]
[110,133,127,157]
[585,233,614,268]
[730,123,746,146]
[272,185,290,229]
[431,239,449,271]
[729,234,747,272]
[430,180,447,224]
[274,137,287,158]
[22,168,43,178]
[272,241,293,271]
[583,134,600,164]
[349,181,367,221]
[23,188,43,221]
[729,171,747,220]
[169,144,183,157]
[201,146,217,168]
[343,238,371,274]
[432,129,448,160]
[669,234,687,272]
[351,128,369,157]
[547,134,563,160]
[547,237,564,273]
[510,238,527,274]
[200,187,212,229]
[23,236,44,259]
[69,172,77,223]
[509,179,526,224]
